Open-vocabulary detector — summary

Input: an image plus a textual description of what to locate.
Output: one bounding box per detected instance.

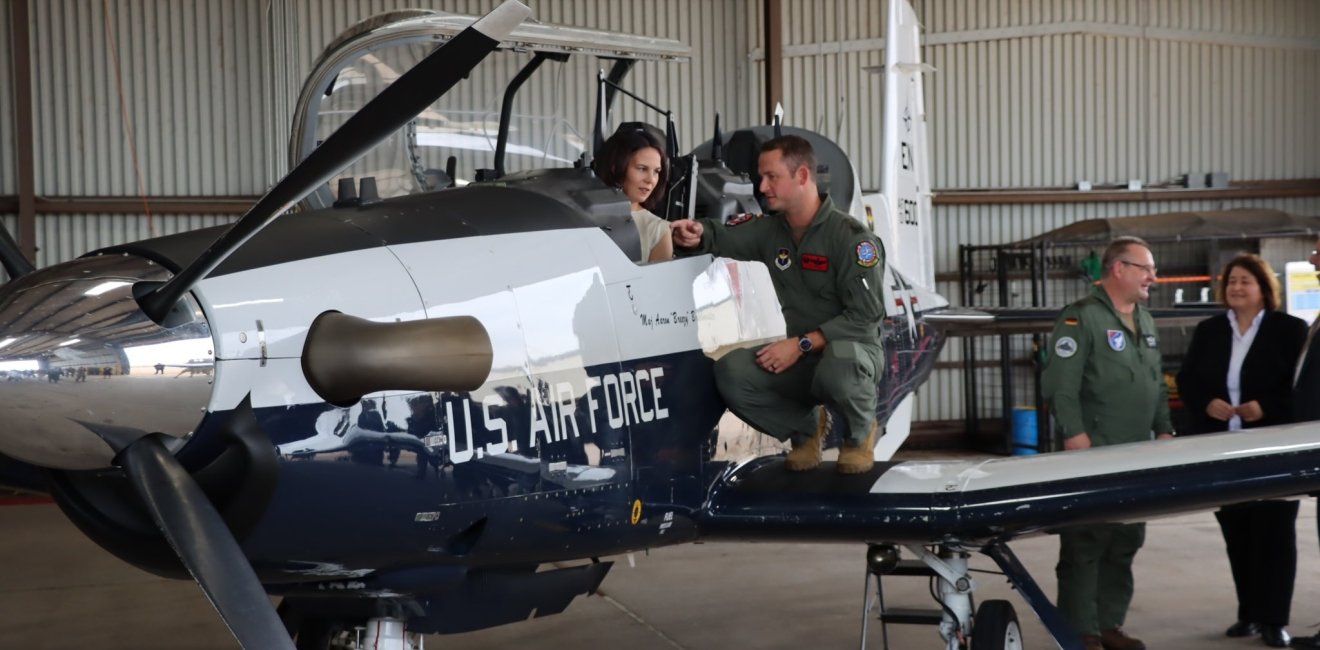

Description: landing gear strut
[858,543,1030,650]
[280,601,424,650]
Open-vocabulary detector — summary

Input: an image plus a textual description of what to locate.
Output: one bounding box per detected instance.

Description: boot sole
[835,460,874,474]
[785,458,821,471]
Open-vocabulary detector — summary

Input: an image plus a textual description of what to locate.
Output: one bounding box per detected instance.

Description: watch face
[798,337,812,352]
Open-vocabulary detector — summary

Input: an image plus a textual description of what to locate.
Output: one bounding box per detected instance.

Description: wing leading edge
[696,422,1320,546]
[924,305,1220,336]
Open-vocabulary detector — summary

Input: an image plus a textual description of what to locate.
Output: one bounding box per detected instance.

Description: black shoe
[1228,622,1261,638]
[1289,632,1320,648]
[1263,626,1291,648]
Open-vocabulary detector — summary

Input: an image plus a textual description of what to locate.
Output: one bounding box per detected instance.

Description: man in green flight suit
[1042,235,1174,650]
[671,135,886,474]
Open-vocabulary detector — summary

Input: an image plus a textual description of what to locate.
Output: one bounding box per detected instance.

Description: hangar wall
[744,0,1320,422]
[3,1,1319,427]
[0,3,12,196]
[1,0,759,267]
[27,0,275,196]
[271,0,757,159]
[752,0,1320,190]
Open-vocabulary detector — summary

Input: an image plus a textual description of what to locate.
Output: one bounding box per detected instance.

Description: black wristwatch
[798,335,814,353]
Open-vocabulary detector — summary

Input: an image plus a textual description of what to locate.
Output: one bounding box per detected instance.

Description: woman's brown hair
[1217,253,1280,311]
[594,125,669,212]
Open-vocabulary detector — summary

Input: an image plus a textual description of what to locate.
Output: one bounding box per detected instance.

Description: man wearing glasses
[1042,235,1174,650]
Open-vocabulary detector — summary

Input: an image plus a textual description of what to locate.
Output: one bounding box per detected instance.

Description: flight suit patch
[1144,334,1157,347]
[1107,330,1126,351]
[856,241,879,267]
[726,213,757,227]
[1064,318,1078,326]
[1055,336,1078,358]
[774,248,792,270]
[801,254,829,272]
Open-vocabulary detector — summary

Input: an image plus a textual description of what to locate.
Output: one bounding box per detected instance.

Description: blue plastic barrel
[1011,407,1038,455]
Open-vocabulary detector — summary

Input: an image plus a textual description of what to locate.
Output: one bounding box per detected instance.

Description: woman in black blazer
[1177,253,1307,648]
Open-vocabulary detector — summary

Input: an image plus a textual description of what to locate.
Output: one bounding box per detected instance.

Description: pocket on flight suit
[826,340,880,382]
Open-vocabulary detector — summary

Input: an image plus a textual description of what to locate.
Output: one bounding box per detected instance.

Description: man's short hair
[760,135,817,183]
[1217,253,1281,311]
[1101,236,1151,278]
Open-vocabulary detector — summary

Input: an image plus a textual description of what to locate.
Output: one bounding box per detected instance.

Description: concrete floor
[4,500,1320,649]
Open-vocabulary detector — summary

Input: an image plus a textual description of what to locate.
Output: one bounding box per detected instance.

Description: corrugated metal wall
[6,1,1320,426]
[919,195,1320,421]
[31,213,235,269]
[747,0,1320,422]
[755,0,1320,192]
[0,3,14,196]
[273,0,756,166]
[29,0,274,197]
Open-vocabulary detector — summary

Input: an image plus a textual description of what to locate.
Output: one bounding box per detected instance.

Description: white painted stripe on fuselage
[870,423,1320,495]
[200,228,786,412]
[197,247,424,360]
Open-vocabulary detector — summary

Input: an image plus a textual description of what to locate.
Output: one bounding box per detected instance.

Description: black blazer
[1177,310,1307,435]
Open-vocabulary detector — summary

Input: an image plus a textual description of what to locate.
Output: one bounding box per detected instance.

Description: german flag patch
[1064,318,1079,326]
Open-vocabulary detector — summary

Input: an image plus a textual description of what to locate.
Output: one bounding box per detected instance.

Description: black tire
[971,599,1024,650]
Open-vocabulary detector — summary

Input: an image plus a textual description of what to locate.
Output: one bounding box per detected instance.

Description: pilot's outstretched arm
[671,216,769,260]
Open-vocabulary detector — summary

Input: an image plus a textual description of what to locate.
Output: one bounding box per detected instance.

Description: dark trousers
[1215,499,1298,626]
[1056,522,1145,635]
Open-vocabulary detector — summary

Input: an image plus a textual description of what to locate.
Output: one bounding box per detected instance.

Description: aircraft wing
[923,305,1219,335]
[696,423,1320,546]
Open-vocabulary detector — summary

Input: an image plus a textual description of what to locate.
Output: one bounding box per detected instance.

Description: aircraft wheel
[970,599,1024,650]
[292,618,353,650]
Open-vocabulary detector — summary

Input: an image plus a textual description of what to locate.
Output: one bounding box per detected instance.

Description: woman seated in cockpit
[595,126,674,263]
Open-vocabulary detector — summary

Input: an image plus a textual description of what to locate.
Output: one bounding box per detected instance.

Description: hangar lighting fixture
[58,338,81,347]
[0,337,16,349]
[84,281,132,296]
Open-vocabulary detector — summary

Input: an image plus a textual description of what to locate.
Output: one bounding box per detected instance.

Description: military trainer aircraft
[3,2,1320,650]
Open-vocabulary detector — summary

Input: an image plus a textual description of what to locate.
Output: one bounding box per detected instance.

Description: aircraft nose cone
[0,254,215,470]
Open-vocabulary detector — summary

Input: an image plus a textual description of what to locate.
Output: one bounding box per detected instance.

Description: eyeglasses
[1120,260,1158,275]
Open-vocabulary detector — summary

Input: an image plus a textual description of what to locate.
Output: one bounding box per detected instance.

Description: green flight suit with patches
[1042,284,1173,638]
[686,195,886,445]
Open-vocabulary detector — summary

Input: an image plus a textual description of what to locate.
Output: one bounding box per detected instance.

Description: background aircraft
[2,2,1320,650]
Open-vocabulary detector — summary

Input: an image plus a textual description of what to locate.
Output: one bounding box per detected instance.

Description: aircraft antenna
[136,1,531,325]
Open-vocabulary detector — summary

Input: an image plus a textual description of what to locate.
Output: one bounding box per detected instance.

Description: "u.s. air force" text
[441,367,668,464]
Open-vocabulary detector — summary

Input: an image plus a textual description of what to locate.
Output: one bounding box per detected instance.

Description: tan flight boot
[1099,628,1146,650]
[785,408,831,471]
[836,419,879,474]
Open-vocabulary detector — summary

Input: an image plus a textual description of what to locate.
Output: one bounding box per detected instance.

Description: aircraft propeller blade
[137,0,532,323]
[0,223,34,280]
[118,434,294,650]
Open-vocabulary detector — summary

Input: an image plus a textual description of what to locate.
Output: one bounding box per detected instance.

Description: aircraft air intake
[301,312,493,407]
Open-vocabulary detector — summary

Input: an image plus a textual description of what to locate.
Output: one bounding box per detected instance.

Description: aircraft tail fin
[863,0,934,292]
[865,0,935,462]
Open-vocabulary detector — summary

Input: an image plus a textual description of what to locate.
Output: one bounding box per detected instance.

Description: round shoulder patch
[1054,336,1078,359]
[856,240,880,267]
